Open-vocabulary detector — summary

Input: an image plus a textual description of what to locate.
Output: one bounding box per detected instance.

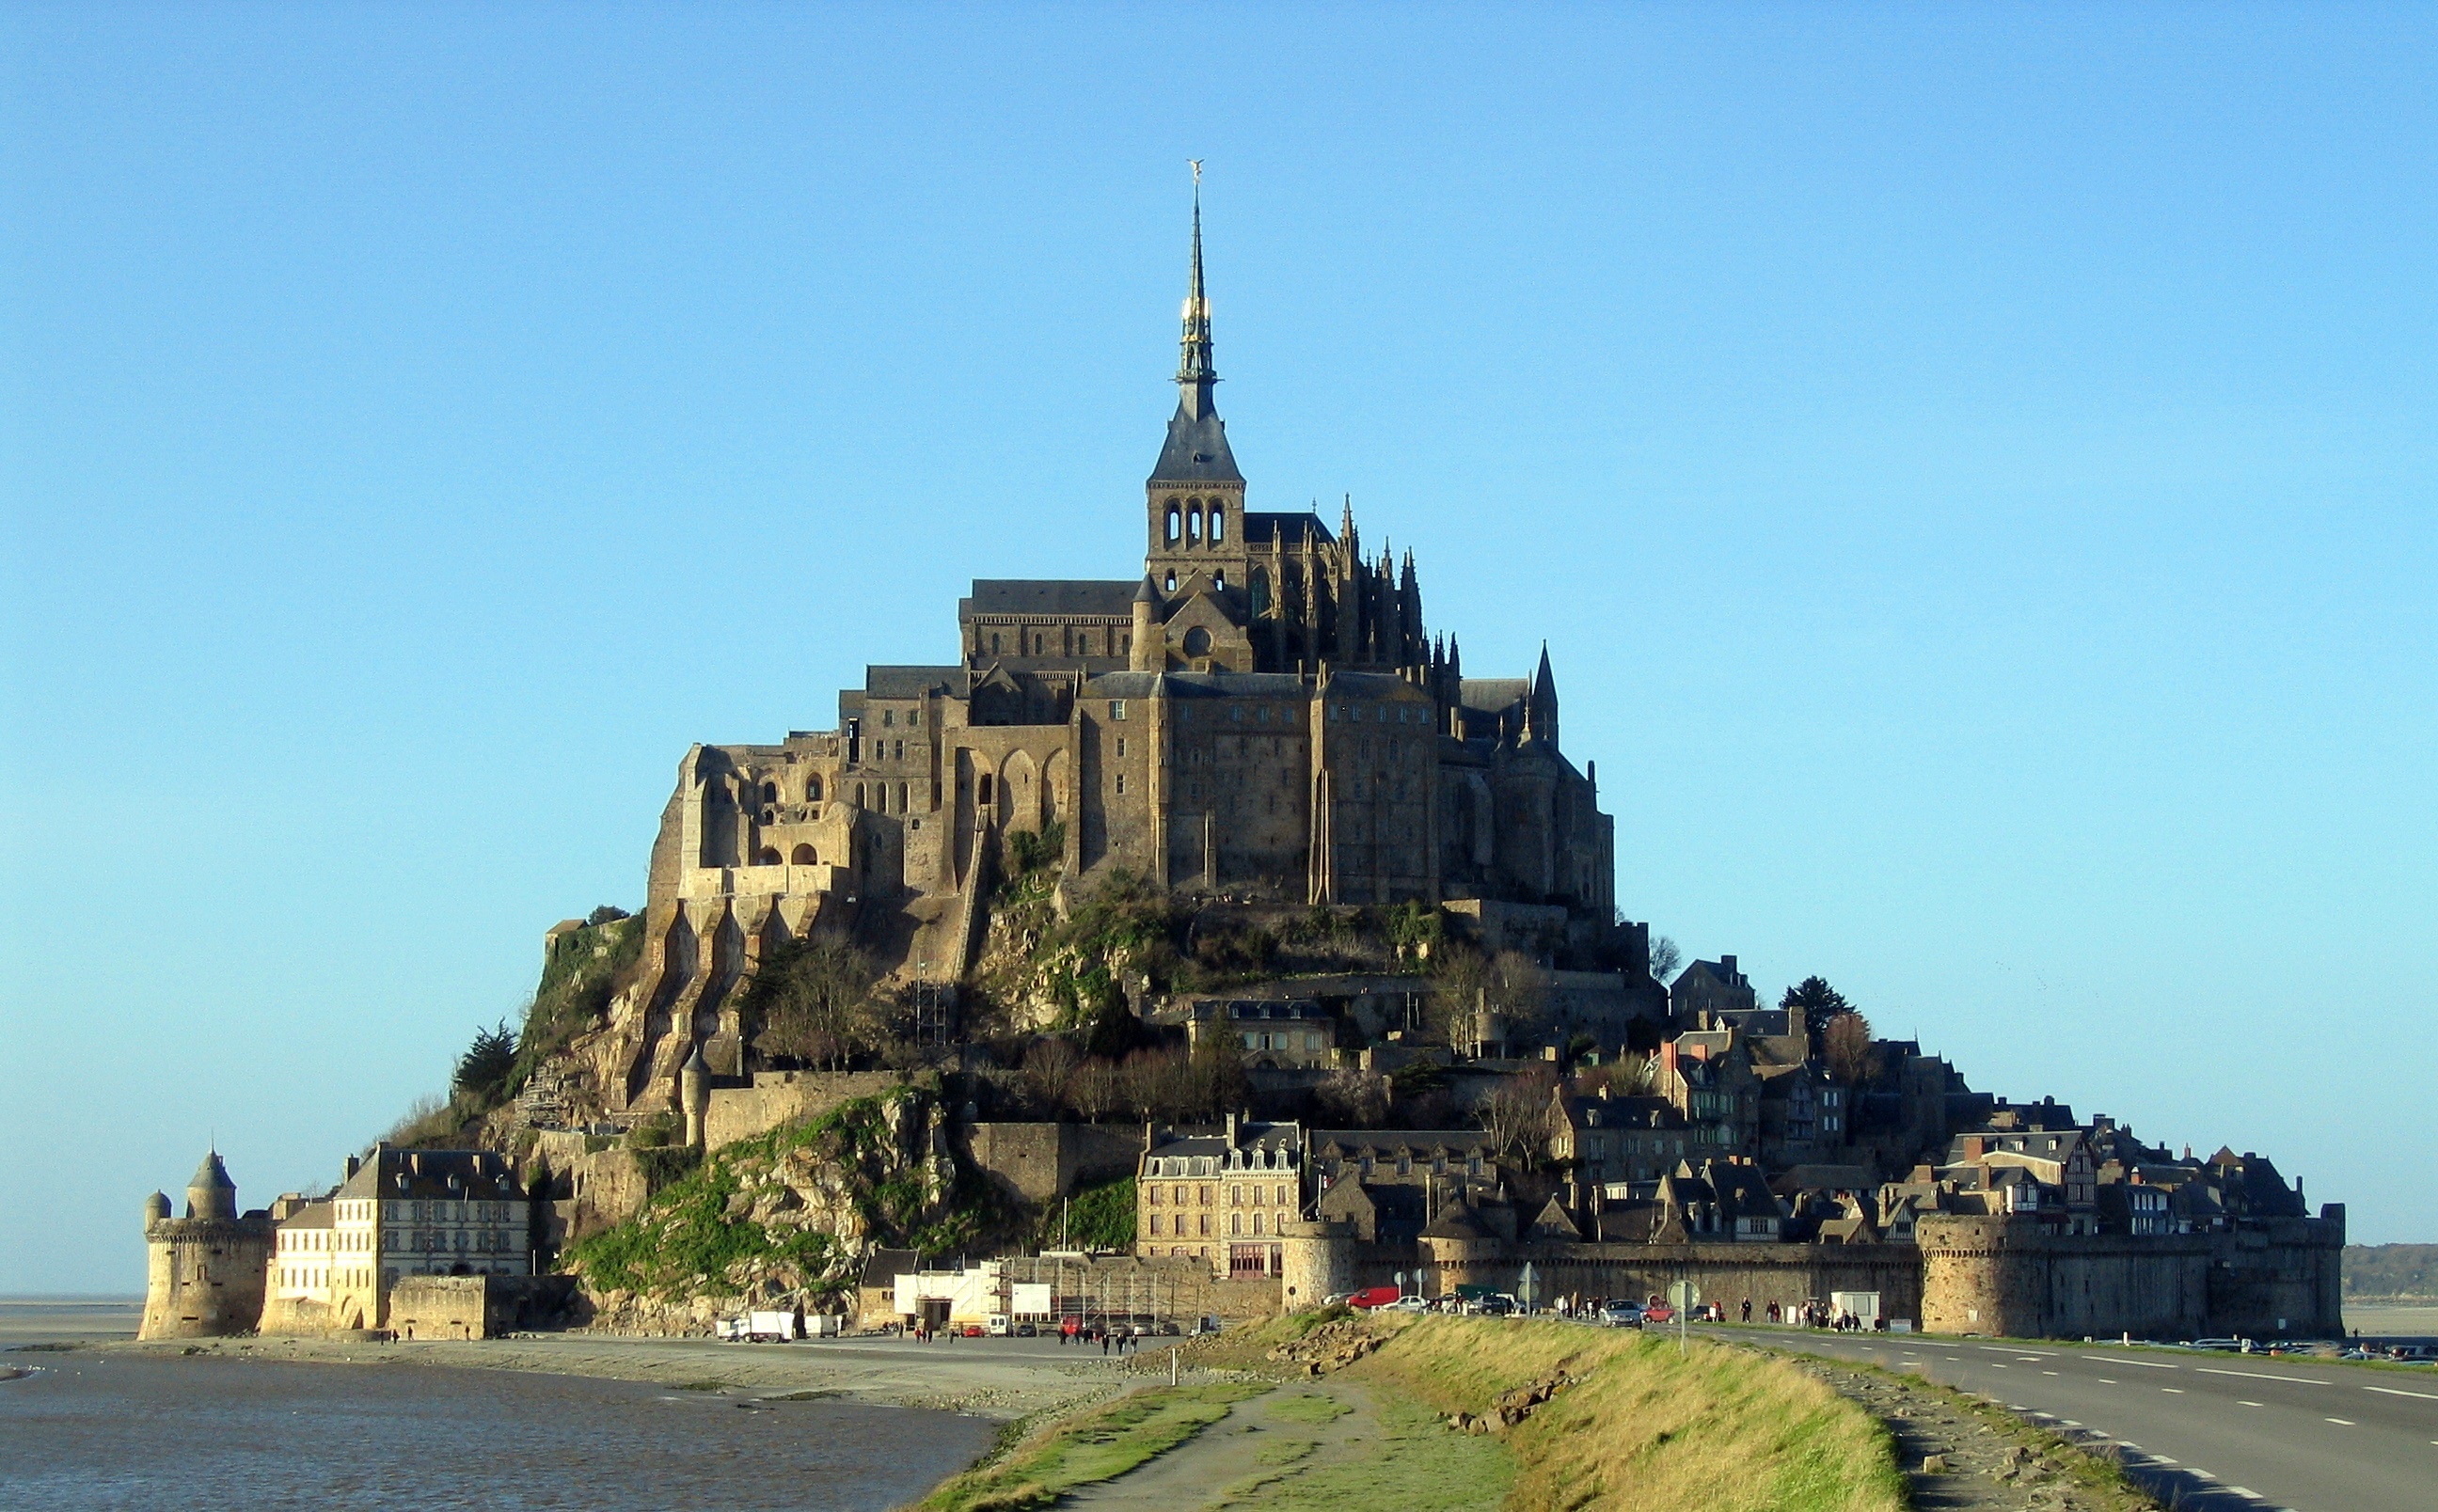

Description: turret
[1130,575,1162,672]
[681,1045,711,1150]
[143,1190,171,1226]
[187,1150,237,1222]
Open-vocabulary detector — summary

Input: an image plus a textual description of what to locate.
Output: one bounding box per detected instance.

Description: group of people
[1055,1324,1143,1354]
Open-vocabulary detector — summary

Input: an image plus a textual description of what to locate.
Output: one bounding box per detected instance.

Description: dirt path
[1062,1378,1382,1510]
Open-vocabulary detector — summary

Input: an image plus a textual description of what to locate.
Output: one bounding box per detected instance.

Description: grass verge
[911,1380,1271,1511]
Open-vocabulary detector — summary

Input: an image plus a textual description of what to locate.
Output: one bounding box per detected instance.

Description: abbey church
[612,197,1620,1109]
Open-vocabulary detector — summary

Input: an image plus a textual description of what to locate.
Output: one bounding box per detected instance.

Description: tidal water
[0,1345,994,1510]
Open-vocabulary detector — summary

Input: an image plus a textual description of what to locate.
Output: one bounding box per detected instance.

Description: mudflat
[84,1330,1135,1420]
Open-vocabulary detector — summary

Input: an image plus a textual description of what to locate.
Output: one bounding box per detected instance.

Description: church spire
[1178,161,1215,408]
[1148,162,1241,484]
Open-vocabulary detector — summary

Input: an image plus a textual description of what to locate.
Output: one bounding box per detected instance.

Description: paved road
[1716,1324,2438,1512]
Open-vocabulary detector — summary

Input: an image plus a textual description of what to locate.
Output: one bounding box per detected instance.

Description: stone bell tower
[1145,165,1247,597]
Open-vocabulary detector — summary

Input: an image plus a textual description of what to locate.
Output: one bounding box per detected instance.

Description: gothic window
[1165,501,1181,544]
[1250,568,1270,617]
[804,776,822,801]
[1210,508,1226,544]
[1187,504,1202,543]
[896,782,908,812]
[1165,572,1177,591]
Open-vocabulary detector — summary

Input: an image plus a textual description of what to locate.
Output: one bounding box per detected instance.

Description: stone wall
[1412,1236,1925,1322]
[1915,1211,2348,1339]
[958,1121,1145,1206]
[704,1070,905,1151]
[390,1277,490,1340]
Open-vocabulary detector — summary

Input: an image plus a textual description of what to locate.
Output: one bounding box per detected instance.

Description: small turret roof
[190,1151,235,1191]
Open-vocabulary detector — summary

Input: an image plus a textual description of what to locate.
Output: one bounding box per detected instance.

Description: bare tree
[1023,1037,1083,1115]
[747,937,879,1071]
[1314,1068,1389,1126]
[1823,1011,1880,1085]
[1478,1064,1559,1166]
[1646,934,1684,984]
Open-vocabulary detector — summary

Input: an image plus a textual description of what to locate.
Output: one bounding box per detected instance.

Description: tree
[452,1021,518,1108]
[1478,1064,1559,1166]
[585,905,631,926]
[1822,1011,1880,1086]
[1647,934,1684,984]
[1022,1037,1083,1115]
[1314,1067,1389,1126]
[1781,976,1854,1044]
[745,937,879,1070]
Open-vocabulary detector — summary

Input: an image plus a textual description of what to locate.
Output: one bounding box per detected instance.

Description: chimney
[1720,954,1737,980]
[1226,1110,1239,1146]
[344,1155,359,1179]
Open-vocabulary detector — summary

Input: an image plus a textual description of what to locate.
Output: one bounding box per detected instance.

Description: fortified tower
[138,1150,273,1340]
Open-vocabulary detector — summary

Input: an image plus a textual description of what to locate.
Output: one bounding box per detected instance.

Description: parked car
[1600,1303,1644,1328]
[1015,1322,1038,1338]
[1641,1304,1676,1325]
[2184,1338,2243,1351]
[1474,1295,1516,1317]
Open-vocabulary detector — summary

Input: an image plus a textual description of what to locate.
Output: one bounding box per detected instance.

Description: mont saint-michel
[135,200,2339,1374]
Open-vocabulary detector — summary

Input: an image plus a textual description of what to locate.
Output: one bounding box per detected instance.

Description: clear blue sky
[4,5,2431,1293]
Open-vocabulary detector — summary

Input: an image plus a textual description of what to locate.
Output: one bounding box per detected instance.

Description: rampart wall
[138,1217,272,1340]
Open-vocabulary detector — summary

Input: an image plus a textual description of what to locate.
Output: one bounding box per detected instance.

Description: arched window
[1164,572,1177,591]
[760,781,778,803]
[1212,570,1225,590]
[1164,502,1181,544]
[896,782,908,812]
[990,632,1002,654]
[1032,633,1044,654]
[804,776,822,802]
[757,848,782,866]
[791,844,816,865]
[856,782,866,807]
[1187,504,1202,543]
[1250,568,1270,617]
[1229,1211,1243,1236]
[1183,626,1212,658]
[1210,507,1226,544]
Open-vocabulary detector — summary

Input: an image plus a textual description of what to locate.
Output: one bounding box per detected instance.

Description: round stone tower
[139,1150,272,1341]
[1278,1216,1356,1312]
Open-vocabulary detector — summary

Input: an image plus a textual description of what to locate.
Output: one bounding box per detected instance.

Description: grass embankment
[1189,1312,1905,1512]
[914,1380,1272,1512]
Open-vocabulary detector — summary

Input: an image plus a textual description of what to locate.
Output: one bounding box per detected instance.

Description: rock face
[563,1088,975,1334]
[1445,1366,1584,1434]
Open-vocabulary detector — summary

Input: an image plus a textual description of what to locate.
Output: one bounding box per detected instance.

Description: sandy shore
[81,1330,1137,1421]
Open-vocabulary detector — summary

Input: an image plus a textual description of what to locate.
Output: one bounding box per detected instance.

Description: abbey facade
[610,202,1615,1110]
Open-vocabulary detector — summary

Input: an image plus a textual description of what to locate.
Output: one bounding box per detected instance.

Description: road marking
[2364,1384,2438,1402]
[2325,1417,2356,1425]
[2195,1367,2331,1386]
[2162,1387,2185,1393]
[1991,1363,2007,1369]
[1981,1346,2050,1357]
[2094,1355,2180,1369]
[2098,1378,2118,1384]
[2043,1370,2061,1376]
[2240,1400,2263,1408]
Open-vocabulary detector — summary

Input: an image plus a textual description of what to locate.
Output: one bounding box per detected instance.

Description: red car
[1345,1286,1404,1310]
[1641,1304,1675,1324]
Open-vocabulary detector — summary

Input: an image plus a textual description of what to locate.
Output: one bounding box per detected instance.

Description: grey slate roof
[1243,512,1332,546]
[337,1145,528,1204]
[960,580,1141,619]
[863,666,965,699]
[1150,403,1242,483]
[1460,678,1530,714]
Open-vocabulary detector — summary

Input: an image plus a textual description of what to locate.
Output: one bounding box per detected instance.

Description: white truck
[718,1310,801,1343]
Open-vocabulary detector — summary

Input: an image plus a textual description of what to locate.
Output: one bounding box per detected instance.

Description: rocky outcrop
[1446,1366,1585,1434]
[561,1087,985,1331]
